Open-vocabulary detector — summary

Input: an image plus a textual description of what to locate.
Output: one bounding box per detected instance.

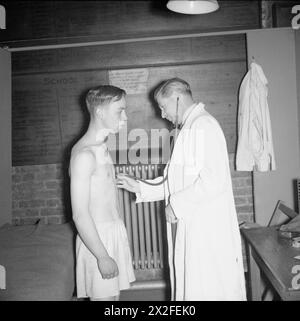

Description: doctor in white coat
[117,78,246,301]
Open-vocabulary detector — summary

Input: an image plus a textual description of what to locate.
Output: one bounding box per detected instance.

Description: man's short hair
[154,78,192,101]
[86,85,126,116]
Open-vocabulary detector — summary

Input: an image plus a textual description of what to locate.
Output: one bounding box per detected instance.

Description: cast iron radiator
[114,164,167,277]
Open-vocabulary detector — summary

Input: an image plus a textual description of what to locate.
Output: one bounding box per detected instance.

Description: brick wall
[229,154,255,224]
[228,154,254,272]
[12,154,254,225]
[11,154,254,270]
[12,164,71,225]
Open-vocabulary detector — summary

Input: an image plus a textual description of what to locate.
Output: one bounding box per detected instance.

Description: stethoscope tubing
[121,100,197,186]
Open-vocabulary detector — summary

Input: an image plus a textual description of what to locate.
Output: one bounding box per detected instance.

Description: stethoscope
[119,97,179,186]
[122,98,196,186]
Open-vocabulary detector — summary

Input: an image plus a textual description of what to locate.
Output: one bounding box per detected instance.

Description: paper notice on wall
[108,68,149,95]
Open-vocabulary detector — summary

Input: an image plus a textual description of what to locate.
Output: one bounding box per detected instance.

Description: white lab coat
[236,61,276,171]
[136,103,246,301]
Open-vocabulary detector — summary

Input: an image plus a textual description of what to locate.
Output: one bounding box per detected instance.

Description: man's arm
[70,150,118,279]
[136,176,165,203]
[117,174,165,203]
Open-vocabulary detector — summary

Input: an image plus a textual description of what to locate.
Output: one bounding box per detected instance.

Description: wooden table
[241,227,300,301]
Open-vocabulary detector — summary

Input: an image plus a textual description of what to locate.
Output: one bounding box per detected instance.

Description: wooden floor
[73,273,251,301]
[120,279,169,301]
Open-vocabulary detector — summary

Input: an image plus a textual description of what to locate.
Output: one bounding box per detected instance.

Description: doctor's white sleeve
[135,176,165,203]
[169,121,229,220]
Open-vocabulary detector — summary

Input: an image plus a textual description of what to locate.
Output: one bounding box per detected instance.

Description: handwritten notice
[108,68,149,95]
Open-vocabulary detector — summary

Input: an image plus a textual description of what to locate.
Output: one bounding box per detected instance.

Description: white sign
[108,68,149,95]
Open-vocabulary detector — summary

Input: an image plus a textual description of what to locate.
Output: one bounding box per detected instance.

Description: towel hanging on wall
[236,61,276,172]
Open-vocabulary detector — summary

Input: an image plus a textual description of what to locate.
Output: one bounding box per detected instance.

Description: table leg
[247,244,261,301]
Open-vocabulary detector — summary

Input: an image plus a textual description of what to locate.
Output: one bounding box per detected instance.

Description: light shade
[166,0,219,14]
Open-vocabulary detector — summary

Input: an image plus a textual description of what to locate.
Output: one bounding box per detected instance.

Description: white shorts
[76,218,135,299]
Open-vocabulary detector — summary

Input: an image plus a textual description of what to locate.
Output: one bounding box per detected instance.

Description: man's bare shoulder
[70,147,96,177]
[71,148,95,163]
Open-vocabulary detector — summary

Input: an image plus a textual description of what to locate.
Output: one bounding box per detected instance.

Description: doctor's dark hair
[154,78,192,101]
[86,85,126,116]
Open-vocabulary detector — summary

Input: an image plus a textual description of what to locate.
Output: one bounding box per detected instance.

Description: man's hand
[165,204,178,223]
[116,174,141,193]
[97,256,119,279]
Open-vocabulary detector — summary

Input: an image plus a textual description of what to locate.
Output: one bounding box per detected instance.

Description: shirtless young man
[70,85,135,301]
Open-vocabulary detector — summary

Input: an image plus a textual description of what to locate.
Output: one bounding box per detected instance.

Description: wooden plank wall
[12,34,247,165]
[0,1,259,47]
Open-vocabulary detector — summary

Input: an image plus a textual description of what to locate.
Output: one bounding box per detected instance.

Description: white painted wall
[246,28,300,226]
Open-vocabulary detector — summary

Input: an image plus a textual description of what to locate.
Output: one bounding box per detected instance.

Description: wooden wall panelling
[271,1,300,27]
[146,61,247,153]
[1,1,259,47]
[11,34,246,74]
[12,77,62,165]
[11,34,247,165]
[12,70,108,165]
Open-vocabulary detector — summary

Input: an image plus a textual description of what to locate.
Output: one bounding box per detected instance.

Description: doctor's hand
[116,174,141,193]
[165,204,178,223]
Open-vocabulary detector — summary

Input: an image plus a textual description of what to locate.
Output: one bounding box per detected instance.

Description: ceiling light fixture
[166,0,219,15]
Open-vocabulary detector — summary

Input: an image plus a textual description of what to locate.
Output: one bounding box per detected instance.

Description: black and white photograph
[0,0,300,306]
